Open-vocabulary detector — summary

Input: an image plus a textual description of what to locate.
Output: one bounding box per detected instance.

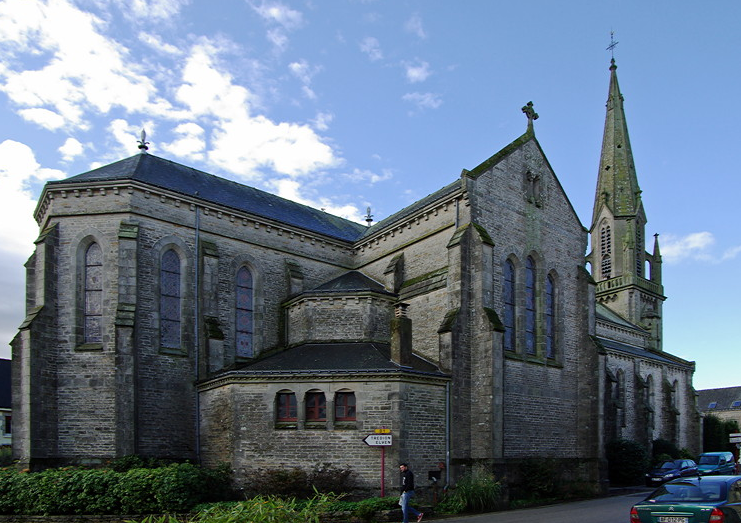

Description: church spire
[591,59,643,227]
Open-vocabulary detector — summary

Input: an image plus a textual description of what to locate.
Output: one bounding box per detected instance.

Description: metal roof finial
[606,30,619,60]
[365,206,373,227]
[137,129,150,153]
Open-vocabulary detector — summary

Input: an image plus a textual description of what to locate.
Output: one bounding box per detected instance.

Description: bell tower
[587,59,665,350]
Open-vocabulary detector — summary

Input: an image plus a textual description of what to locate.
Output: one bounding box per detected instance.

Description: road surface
[429,491,648,523]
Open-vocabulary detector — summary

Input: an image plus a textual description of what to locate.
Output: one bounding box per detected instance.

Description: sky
[0,0,739,391]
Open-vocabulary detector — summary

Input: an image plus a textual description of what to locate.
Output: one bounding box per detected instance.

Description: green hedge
[0,463,232,515]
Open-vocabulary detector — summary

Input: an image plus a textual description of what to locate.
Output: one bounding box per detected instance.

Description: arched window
[502,260,516,351]
[525,256,536,355]
[600,224,612,279]
[276,391,297,422]
[160,249,181,349]
[545,274,555,358]
[635,225,643,277]
[306,391,327,421]
[235,266,254,358]
[335,391,356,421]
[84,243,103,344]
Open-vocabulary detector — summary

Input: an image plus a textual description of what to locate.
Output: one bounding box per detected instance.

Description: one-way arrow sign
[363,434,392,446]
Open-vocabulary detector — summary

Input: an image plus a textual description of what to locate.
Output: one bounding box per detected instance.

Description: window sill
[76,343,103,352]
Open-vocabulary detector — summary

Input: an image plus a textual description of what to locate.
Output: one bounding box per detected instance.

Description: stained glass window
[503,260,516,351]
[84,243,103,343]
[235,266,254,358]
[160,249,181,349]
[545,274,555,358]
[525,257,536,355]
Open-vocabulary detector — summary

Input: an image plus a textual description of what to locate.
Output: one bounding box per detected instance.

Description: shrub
[652,439,680,462]
[518,457,557,498]
[606,439,648,486]
[0,447,12,467]
[0,462,233,515]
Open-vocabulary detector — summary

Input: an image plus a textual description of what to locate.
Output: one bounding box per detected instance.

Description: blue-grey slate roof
[311,270,394,295]
[233,343,444,376]
[697,387,741,412]
[597,337,692,367]
[50,154,368,242]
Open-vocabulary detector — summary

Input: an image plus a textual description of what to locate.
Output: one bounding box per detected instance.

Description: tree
[703,415,740,452]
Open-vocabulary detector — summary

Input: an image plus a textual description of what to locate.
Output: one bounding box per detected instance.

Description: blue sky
[0,0,738,391]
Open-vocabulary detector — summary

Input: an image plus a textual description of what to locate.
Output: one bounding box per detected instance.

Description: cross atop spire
[521,101,538,131]
[606,30,619,59]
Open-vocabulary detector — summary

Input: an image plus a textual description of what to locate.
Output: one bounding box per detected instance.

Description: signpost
[364,429,392,497]
[730,433,741,444]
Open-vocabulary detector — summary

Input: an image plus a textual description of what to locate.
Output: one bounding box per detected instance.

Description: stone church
[10,60,699,492]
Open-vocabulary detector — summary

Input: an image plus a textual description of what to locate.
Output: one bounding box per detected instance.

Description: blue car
[645,459,699,487]
[631,476,741,523]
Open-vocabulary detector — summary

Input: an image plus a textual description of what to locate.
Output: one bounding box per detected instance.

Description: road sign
[375,428,391,433]
[731,433,741,438]
[730,436,741,443]
[363,434,392,446]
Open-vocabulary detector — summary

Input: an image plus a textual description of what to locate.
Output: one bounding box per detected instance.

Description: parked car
[631,476,741,523]
[645,459,698,487]
[698,452,736,475]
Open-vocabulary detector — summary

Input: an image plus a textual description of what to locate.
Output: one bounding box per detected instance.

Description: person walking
[399,463,423,523]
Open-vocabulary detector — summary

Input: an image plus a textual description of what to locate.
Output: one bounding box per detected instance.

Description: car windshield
[648,482,725,503]
[699,456,720,465]
[658,461,677,469]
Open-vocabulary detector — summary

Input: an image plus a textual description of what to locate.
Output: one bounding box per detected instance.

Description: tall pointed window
[84,243,103,344]
[600,224,612,279]
[503,260,516,351]
[525,257,536,355]
[160,249,181,349]
[545,274,555,358]
[235,266,254,358]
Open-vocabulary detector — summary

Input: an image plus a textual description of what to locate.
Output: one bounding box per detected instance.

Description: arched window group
[501,255,558,360]
[275,390,357,428]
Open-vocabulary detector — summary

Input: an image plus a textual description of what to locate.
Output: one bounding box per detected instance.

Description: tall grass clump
[133,492,339,523]
[436,465,503,514]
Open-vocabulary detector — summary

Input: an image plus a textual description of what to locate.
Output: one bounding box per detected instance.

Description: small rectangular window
[335,392,356,421]
[708,402,717,409]
[3,415,10,435]
[732,401,741,408]
[306,392,326,421]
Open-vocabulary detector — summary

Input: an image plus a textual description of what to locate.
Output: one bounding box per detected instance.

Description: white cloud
[312,112,333,131]
[250,1,303,29]
[289,60,320,100]
[161,122,206,160]
[404,60,431,83]
[360,36,383,61]
[18,108,66,130]
[344,167,393,185]
[269,178,363,223]
[404,14,426,39]
[174,43,340,178]
[659,232,741,264]
[0,140,64,256]
[138,31,182,55]
[90,0,189,21]
[0,0,170,130]
[402,92,442,112]
[59,137,84,161]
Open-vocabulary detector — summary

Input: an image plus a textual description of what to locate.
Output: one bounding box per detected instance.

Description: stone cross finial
[521,101,538,129]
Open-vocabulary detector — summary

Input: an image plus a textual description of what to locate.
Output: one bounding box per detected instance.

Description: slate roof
[697,387,741,412]
[597,337,693,368]
[232,343,444,376]
[0,359,10,409]
[48,154,368,242]
[311,270,394,295]
[596,302,644,331]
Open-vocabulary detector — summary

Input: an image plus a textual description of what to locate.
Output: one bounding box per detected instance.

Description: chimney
[390,302,412,366]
